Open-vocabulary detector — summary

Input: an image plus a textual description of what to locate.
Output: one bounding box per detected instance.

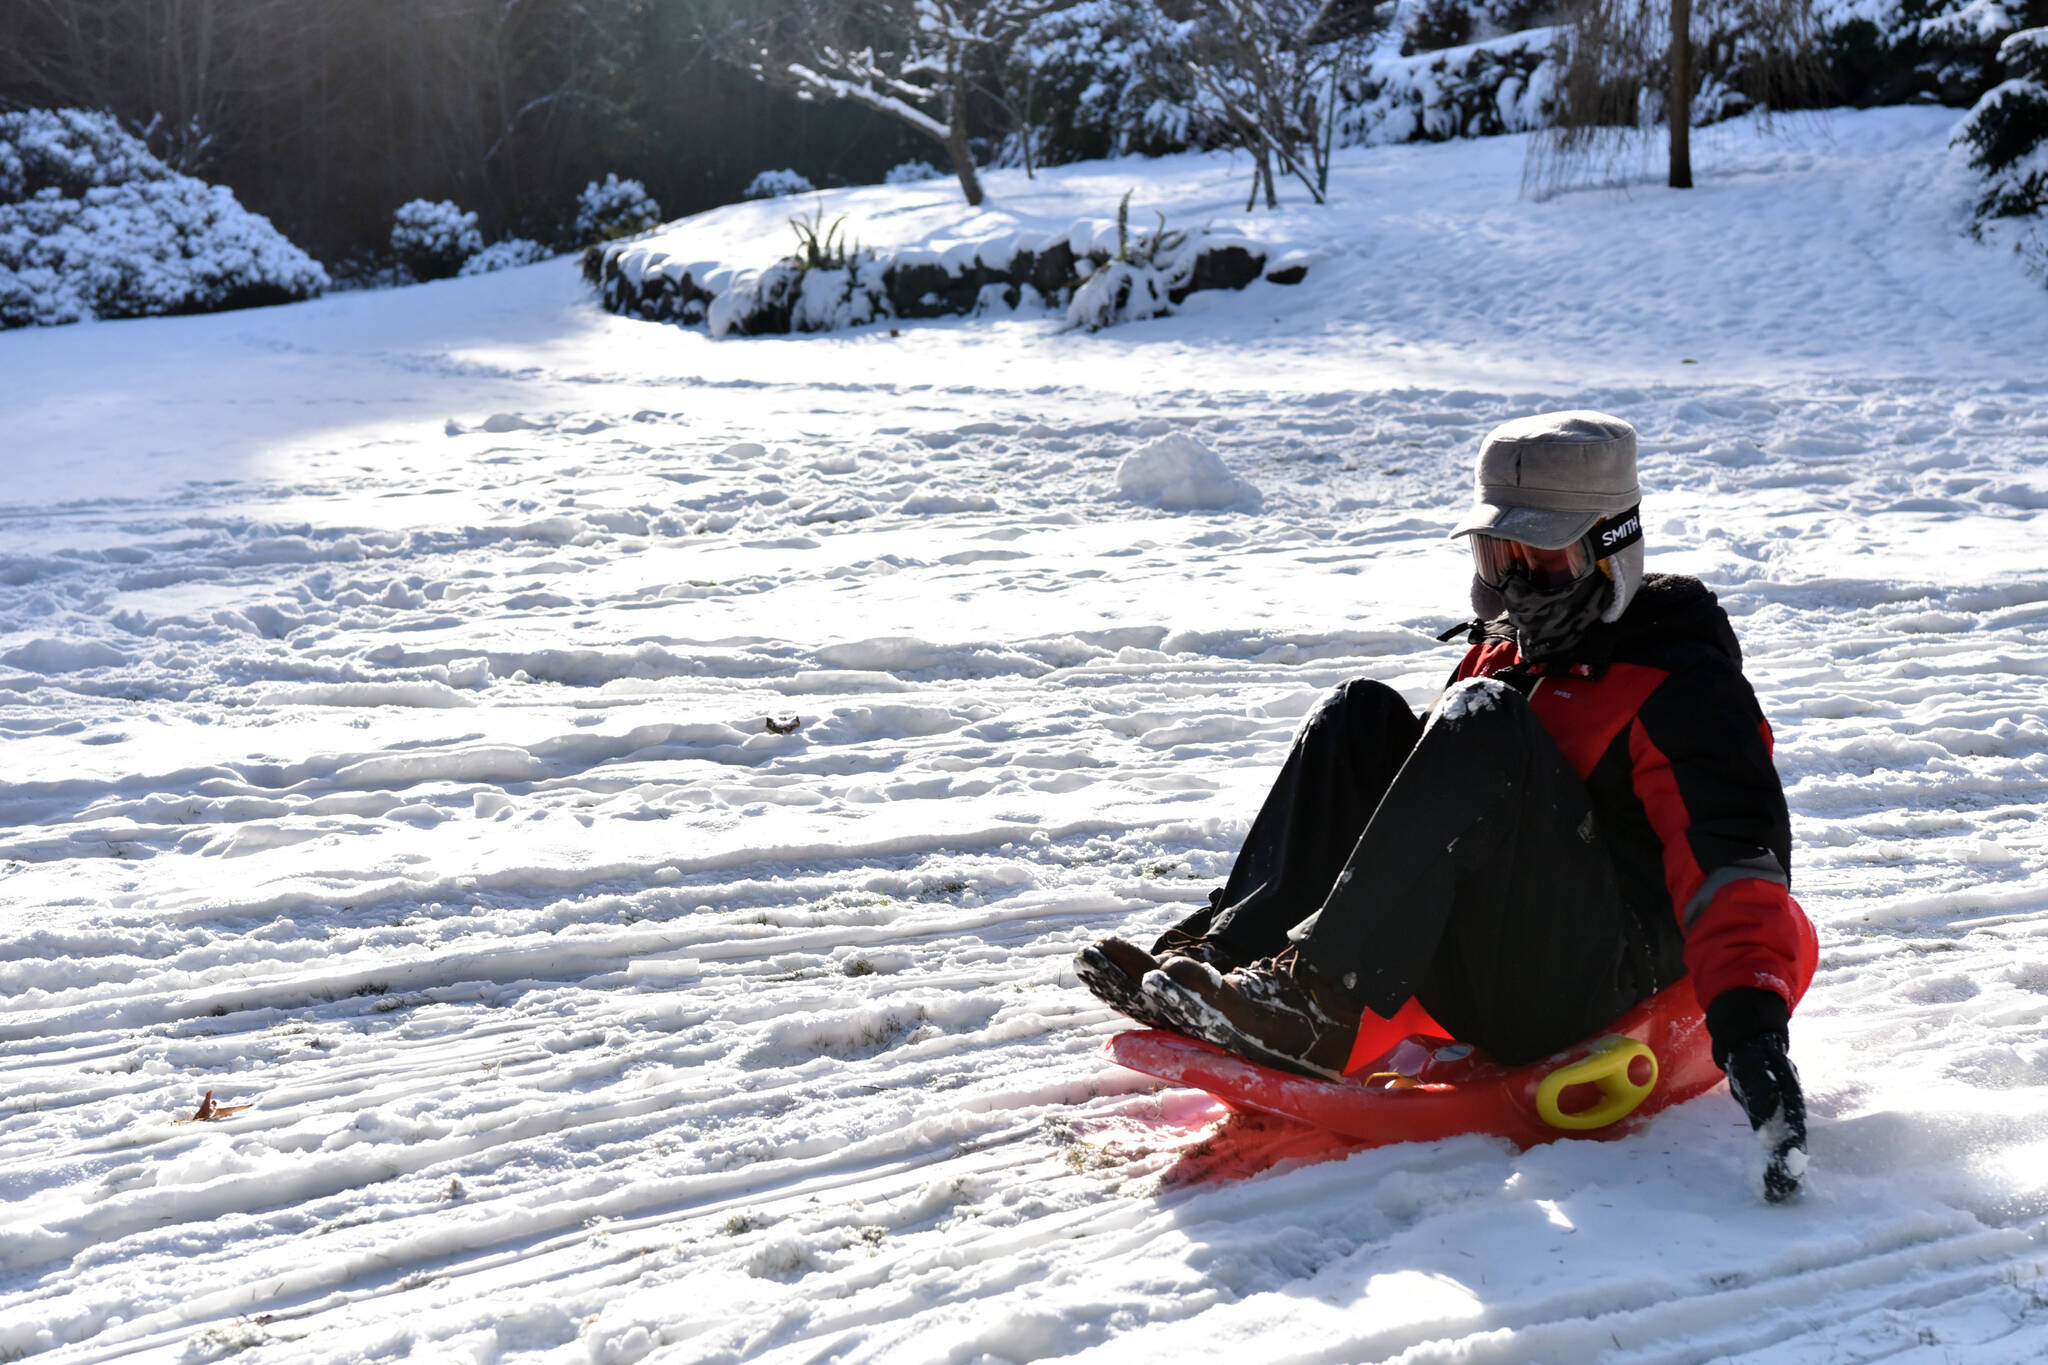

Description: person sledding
[1078,411,1819,1200]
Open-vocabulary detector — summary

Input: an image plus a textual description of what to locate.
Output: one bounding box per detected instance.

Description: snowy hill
[4,109,2048,1362]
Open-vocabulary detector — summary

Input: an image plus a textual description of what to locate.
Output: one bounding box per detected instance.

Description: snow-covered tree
[723,0,1076,207]
[1954,27,2048,223]
[1000,1,1205,169]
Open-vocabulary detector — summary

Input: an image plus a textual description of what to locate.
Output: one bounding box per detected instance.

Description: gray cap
[1449,411,1640,550]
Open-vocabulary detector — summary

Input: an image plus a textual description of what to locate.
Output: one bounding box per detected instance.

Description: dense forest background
[2,0,2043,270]
[0,0,931,265]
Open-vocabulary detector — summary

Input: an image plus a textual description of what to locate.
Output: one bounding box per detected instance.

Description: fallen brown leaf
[176,1089,255,1123]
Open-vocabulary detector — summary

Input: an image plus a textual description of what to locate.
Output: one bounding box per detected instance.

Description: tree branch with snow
[716,0,1077,207]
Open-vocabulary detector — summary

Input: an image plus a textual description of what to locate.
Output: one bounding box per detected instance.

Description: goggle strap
[1588,504,1642,556]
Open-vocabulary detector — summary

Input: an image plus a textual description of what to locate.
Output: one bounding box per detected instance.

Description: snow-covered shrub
[458,237,550,276]
[1403,0,1480,52]
[883,160,945,185]
[0,108,326,330]
[789,254,891,332]
[1955,28,2048,221]
[1816,0,2040,107]
[1066,191,1194,331]
[1066,257,1179,331]
[573,174,661,246]
[743,169,816,200]
[390,199,482,281]
[1343,30,1560,146]
[707,207,890,336]
[1004,2,1205,166]
[1402,0,1555,53]
[0,107,165,200]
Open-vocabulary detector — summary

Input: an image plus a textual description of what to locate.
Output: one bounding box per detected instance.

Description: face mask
[1500,567,1612,662]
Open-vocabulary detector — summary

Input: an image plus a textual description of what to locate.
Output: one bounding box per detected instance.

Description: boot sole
[1075,945,1181,1033]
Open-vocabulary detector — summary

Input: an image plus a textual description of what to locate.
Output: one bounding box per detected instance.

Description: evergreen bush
[743,169,815,200]
[390,199,483,281]
[0,108,326,330]
[572,174,662,246]
[459,238,551,275]
[1955,27,2048,221]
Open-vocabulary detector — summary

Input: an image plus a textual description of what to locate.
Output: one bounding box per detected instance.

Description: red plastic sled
[1105,978,1722,1150]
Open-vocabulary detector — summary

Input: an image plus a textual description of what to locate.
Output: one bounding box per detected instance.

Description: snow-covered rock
[598,221,1277,337]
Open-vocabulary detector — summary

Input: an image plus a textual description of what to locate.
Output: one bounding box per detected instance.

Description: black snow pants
[1167,678,1684,1066]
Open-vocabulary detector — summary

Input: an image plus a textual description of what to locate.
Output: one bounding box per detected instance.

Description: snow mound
[1115,434,1260,512]
[0,109,326,329]
[1,637,127,672]
[257,681,478,709]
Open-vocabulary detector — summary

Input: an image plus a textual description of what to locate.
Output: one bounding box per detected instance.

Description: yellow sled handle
[1536,1036,1658,1131]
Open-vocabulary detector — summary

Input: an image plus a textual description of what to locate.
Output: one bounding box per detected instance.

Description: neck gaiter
[1500,568,1612,663]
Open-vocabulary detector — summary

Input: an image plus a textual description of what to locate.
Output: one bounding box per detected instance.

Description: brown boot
[1077,931,1249,1032]
[1141,945,1365,1079]
[1149,925,1249,974]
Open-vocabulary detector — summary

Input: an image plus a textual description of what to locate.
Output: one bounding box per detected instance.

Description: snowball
[1115,433,1259,511]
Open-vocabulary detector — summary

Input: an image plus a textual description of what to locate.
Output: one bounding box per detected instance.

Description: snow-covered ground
[4,108,2048,1363]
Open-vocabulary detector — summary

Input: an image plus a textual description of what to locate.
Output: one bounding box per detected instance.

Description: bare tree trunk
[1245,146,1277,211]
[1668,0,1693,189]
[1021,65,1035,179]
[944,52,986,207]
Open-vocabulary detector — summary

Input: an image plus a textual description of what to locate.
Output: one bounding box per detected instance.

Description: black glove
[1707,988,1807,1203]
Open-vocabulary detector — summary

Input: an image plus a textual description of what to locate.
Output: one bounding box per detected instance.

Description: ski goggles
[1469,505,1642,591]
[1470,535,1595,591]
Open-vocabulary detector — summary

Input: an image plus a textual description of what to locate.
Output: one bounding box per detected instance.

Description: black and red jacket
[1447,574,1817,1016]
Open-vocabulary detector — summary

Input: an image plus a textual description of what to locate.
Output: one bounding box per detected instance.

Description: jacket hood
[1599,573,1740,667]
